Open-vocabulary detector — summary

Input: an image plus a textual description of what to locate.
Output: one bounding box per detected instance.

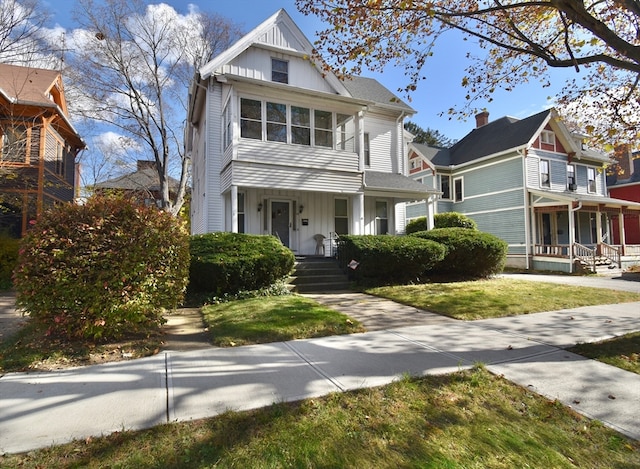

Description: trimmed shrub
[405,217,428,235]
[337,235,446,286]
[189,232,295,295]
[412,228,507,279]
[434,212,478,230]
[0,233,19,290]
[13,195,190,341]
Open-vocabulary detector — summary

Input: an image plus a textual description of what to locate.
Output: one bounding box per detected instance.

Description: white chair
[313,234,326,256]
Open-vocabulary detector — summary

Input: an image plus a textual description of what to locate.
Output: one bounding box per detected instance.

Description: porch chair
[313,234,326,256]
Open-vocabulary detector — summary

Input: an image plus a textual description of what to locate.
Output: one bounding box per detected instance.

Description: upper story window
[223,104,232,149]
[314,110,333,148]
[271,58,288,84]
[539,159,550,187]
[364,133,370,166]
[587,167,597,193]
[567,164,576,190]
[240,98,262,140]
[440,175,451,199]
[453,177,464,202]
[0,125,28,163]
[240,97,348,150]
[541,130,555,146]
[266,102,287,143]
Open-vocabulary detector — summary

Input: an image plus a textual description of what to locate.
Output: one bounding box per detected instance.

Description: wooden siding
[236,139,359,172]
[224,48,335,93]
[526,152,606,196]
[461,188,524,213]
[472,209,527,245]
[206,84,224,233]
[222,161,362,193]
[457,156,523,198]
[366,115,394,173]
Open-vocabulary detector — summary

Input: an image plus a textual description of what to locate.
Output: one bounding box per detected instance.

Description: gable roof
[0,63,61,107]
[95,167,180,192]
[412,108,608,167]
[196,9,412,114]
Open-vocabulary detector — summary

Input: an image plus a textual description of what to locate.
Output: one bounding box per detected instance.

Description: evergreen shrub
[337,235,446,286]
[189,233,295,295]
[411,227,507,278]
[13,195,190,340]
[435,212,477,229]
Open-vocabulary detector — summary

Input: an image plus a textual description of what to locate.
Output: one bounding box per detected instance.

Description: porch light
[257,203,262,212]
[298,204,304,214]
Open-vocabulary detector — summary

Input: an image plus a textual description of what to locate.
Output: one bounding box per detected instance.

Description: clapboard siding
[224,48,334,94]
[206,84,224,233]
[526,152,606,195]
[222,161,362,193]
[471,209,527,245]
[460,156,523,198]
[366,115,394,173]
[236,139,359,172]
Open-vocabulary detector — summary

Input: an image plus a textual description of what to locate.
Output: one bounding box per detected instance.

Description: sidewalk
[1,299,639,454]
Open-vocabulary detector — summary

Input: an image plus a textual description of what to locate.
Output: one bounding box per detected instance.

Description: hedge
[337,235,446,286]
[13,195,190,340]
[411,228,507,278]
[189,232,295,295]
[405,212,477,235]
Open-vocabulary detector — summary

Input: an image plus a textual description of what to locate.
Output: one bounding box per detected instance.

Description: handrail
[598,243,621,268]
[573,242,596,272]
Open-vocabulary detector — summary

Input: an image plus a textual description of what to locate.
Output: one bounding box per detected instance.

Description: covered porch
[529,190,640,273]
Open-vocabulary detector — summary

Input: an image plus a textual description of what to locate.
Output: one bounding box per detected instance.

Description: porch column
[596,208,603,244]
[425,196,435,230]
[230,185,238,233]
[353,193,365,235]
[568,202,576,271]
[618,209,626,254]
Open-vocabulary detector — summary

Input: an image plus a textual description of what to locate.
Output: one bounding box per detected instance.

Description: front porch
[530,190,640,273]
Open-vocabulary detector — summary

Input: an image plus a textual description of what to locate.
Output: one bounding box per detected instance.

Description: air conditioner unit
[568,183,577,191]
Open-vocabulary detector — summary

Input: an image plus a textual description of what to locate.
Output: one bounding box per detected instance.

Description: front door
[271,201,291,247]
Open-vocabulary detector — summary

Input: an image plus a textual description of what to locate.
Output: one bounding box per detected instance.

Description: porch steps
[576,256,623,275]
[288,256,351,293]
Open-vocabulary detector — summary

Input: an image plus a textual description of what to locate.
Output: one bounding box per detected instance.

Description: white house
[186,9,438,256]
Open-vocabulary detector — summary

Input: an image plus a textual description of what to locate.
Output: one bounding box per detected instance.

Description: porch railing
[598,243,621,268]
[534,244,569,257]
[573,243,596,272]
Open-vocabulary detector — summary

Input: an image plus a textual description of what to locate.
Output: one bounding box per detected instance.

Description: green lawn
[569,331,640,375]
[366,278,640,320]
[202,295,365,346]
[2,366,637,468]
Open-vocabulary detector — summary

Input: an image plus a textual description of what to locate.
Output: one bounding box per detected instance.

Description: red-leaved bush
[13,195,190,341]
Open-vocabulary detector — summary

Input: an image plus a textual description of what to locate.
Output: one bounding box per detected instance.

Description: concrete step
[289,256,350,293]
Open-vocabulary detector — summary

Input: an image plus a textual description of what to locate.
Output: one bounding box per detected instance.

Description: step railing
[597,243,621,268]
[573,242,596,272]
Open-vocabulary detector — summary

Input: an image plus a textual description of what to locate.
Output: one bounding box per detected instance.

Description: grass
[366,278,640,320]
[202,295,365,346]
[569,331,640,375]
[1,366,638,468]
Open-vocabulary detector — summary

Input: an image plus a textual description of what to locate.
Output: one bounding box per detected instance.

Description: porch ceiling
[529,189,640,212]
[363,170,439,200]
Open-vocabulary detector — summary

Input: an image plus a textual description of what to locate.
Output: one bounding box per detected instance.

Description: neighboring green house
[407,109,640,273]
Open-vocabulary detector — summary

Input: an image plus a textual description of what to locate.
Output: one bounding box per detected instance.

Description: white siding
[365,115,394,172]
[224,48,335,93]
[206,82,224,232]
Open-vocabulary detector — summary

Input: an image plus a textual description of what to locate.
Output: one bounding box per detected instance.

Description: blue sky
[45,0,568,142]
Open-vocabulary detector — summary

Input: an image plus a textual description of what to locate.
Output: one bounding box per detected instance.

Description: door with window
[271,201,291,247]
[375,200,388,234]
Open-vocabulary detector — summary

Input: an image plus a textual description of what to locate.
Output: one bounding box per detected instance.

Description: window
[567,164,576,190]
[541,130,555,145]
[364,133,370,166]
[223,104,232,149]
[266,102,287,142]
[587,167,596,193]
[240,98,262,140]
[271,58,288,84]
[336,114,355,152]
[539,159,550,187]
[375,200,388,234]
[55,141,64,176]
[237,192,245,233]
[453,177,463,202]
[334,198,349,235]
[291,106,310,145]
[0,126,27,162]
[314,110,333,147]
[440,175,451,199]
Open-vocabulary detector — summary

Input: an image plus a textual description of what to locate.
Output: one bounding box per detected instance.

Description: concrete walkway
[1,292,639,454]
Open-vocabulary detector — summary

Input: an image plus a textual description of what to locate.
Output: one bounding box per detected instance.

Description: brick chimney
[475,110,489,128]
